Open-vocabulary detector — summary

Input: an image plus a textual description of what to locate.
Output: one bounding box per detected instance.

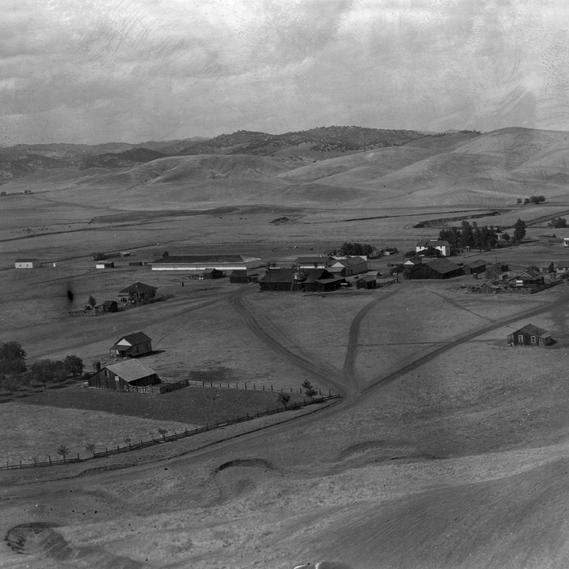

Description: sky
[2,0,569,144]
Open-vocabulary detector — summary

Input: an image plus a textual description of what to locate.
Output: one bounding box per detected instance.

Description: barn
[259,268,343,292]
[111,332,152,357]
[407,258,464,279]
[507,324,553,347]
[119,282,157,303]
[88,359,160,391]
[327,256,369,276]
[295,256,329,269]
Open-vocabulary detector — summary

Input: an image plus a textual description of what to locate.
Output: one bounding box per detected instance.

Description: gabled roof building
[111,332,152,357]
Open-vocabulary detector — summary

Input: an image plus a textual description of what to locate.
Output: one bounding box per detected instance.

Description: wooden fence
[0,394,340,471]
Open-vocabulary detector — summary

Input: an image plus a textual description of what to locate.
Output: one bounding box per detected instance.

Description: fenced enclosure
[0,394,340,471]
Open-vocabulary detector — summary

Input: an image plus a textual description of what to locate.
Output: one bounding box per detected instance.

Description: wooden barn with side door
[88,359,160,391]
[111,332,152,357]
[507,324,553,347]
[119,282,157,303]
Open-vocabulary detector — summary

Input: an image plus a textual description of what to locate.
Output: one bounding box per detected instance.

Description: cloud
[1,0,569,143]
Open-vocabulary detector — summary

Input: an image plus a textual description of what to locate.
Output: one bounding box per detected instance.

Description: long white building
[151,254,264,272]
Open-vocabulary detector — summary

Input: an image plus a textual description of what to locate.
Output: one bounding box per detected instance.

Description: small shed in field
[111,332,152,357]
[14,258,37,269]
[96,261,114,269]
[119,282,157,303]
[88,359,160,390]
[507,324,553,347]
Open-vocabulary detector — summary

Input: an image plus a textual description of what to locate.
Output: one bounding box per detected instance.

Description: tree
[549,216,567,228]
[302,379,317,398]
[64,355,83,377]
[157,428,168,441]
[85,443,96,457]
[0,341,26,374]
[56,444,70,462]
[278,392,291,408]
[87,295,96,308]
[513,218,527,243]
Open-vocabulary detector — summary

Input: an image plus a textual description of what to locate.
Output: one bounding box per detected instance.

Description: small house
[507,324,553,347]
[111,332,152,357]
[88,359,160,391]
[14,258,37,269]
[119,282,157,303]
[96,261,115,269]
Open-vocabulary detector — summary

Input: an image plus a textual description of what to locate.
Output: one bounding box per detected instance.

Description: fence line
[0,394,340,471]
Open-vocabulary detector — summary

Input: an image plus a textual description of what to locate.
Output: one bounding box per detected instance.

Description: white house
[563,237,569,247]
[416,240,451,257]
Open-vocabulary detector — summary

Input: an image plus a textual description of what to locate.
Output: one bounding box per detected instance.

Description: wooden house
[507,324,553,347]
[88,359,160,391]
[111,332,152,357]
[118,282,157,303]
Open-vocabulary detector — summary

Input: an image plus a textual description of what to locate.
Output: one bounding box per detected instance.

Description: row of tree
[0,341,83,388]
[438,220,526,252]
[330,242,379,257]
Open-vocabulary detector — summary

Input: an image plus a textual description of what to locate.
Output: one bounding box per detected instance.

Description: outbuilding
[507,324,553,347]
[119,282,157,303]
[416,240,451,257]
[111,332,152,357]
[407,258,464,279]
[95,261,114,269]
[151,254,263,272]
[229,269,260,283]
[88,359,160,391]
[14,259,37,269]
[327,256,369,276]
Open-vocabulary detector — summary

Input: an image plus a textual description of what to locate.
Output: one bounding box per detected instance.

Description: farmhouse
[119,282,157,303]
[407,258,464,279]
[14,258,37,269]
[295,256,328,269]
[416,240,451,257]
[259,268,344,292]
[88,359,160,391]
[507,324,553,347]
[111,332,152,357]
[511,267,544,288]
[151,254,263,272]
[327,256,369,276]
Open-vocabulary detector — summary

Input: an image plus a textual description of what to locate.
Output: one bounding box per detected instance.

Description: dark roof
[260,268,332,283]
[424,258,462,274]
[296,256,328,264]
[416,240,450,247]
[511,324,550,338]
[15,258,37,262]
[119,282,157,294]
[468,259,487,268]
[114,331,151,346]
[153,255,245,264]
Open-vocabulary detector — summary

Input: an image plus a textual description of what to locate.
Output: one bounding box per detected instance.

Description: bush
[0,341,26,374]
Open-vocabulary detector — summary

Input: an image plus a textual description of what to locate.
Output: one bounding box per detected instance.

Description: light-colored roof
[105,359,157,383]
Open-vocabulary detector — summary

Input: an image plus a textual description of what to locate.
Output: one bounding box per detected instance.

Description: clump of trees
[439,221,507,252]
[513,218,527,243]
[549,216,568,228]
[0,340,84,391]
[331,242,379,257]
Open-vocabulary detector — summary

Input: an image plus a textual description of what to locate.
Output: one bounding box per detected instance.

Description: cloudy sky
[2,0,569,144]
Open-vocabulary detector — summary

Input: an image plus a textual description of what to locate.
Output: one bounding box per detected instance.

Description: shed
[95,261,115,269]
[229,269,260,283]
[88,359,160,391]
[464,260,487,275]
[14,259,37,269]
[356,275,378,289]
[111,332,152,357]
[119,282,158,304]
[507,324,553,347]
[97,300,119,313]
[295,256,329,269]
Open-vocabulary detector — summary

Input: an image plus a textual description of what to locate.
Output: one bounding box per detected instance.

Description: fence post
[262,385,265,391]
[48,456,51,465]
[271,384,273,391]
